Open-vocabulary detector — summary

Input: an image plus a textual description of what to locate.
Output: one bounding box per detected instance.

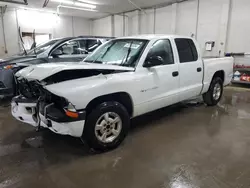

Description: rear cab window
[175,38,198,63]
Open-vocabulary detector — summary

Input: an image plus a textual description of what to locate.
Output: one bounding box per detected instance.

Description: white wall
[226,0,250,53]
[140,9,154,34]
[2,0,250,58]
[196,0,229,57]
[125,10,140,36]
[92,0,250,56]
[92,16,112,36]
[53,15,73,38]
[92,13,140,37]
[176,0,197,37]
[16,9,91,38]
[114,15,123,37]
[155,5,173,34]
[72,17,92,37]
[1,8,19,57]
[0,8,91,58]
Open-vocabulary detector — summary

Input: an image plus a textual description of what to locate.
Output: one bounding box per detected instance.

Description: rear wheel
[203,77,223,106]
[83,101,130,151]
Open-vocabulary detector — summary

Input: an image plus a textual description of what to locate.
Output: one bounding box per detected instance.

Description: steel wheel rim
[94,112,122,143]
[213,83,221,100]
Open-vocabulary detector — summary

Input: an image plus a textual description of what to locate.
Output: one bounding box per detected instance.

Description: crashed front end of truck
[12,78,86,137]
[12,77,86,137]
[11,66,99,137]
[11,63,134,137]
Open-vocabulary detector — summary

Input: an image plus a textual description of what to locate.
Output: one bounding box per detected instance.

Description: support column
[171,3,177,34]
[195,0,200,40]
[138,10,141,34]
[217,0,231,56]
[111,15,115,37]
[221,0,232,55]
[71,16,75,37]
[153,7,156,34]
[135,10,140,35]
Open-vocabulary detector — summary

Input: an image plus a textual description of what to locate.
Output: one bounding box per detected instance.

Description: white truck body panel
[202,57,234,92]
[12,35,234,137]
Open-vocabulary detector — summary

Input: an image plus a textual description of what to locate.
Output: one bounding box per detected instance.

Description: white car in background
[12,35,233,151]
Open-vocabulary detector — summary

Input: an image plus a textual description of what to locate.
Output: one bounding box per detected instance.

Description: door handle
[197,67,202,72]
[172,71,179,77]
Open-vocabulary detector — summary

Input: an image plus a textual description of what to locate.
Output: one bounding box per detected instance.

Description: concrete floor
[1,87,250,188]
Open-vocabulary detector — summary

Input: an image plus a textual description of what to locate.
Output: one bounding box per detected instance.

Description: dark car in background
[0,36,113,97]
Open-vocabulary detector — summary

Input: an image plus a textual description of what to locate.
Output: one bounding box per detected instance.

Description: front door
[134,39,180,116]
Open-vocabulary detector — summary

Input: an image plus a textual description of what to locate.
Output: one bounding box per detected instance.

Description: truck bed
[202,57,234,94]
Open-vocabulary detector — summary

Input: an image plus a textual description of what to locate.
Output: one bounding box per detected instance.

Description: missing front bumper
[38,101,86,123]
[11,96,85,137]
[11,96,37,126]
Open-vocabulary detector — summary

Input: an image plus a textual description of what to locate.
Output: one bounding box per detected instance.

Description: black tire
[83,101,130,151]
[203,77,223,106]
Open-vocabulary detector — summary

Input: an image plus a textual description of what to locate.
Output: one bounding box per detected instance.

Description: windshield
[27,39,59,55]
[84,39,148,67]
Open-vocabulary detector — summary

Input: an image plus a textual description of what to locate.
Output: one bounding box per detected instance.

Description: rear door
[175,38,203,101]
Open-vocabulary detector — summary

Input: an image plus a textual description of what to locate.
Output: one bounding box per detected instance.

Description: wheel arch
[85,92,134,118]
[212,70,225,83]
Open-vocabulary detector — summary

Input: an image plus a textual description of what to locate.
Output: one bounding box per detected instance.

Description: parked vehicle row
[11,35,233,151]
[0,36,113,97]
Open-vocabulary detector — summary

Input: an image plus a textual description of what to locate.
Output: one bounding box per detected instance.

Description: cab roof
[119,34,194,40]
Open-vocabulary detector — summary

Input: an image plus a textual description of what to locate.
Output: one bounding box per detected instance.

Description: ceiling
[0,0,184,19]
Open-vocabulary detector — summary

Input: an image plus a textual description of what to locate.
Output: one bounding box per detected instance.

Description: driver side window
[87,39,100,52]
[147,39,174,66]
[53,40,82,56]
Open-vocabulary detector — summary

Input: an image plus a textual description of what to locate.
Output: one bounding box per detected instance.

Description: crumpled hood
[15,62,135,81]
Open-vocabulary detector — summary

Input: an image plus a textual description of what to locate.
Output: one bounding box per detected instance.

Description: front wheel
[83,101,130,151]
[203,77,223,106]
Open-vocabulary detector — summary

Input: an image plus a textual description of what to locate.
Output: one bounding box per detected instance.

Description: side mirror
[51,49,63,58]
[143,56,164,68]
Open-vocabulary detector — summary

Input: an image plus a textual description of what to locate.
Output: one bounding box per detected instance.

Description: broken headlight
[63,102,79,118]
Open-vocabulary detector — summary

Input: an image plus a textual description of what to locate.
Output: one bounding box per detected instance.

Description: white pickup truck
[12,35,233,151]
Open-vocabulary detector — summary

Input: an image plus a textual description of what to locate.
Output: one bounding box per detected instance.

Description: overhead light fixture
[75,2,96,9]
[18,6,57,14]
[58,5,97,12]
[0,0,28,5]
[51,0,73,5]
[51,0,96,9]
[77,0,98,5]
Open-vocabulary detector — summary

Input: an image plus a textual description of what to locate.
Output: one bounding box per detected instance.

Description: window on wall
[147,39,174,65]
[175,38,198,63]
[22,32,51,50]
